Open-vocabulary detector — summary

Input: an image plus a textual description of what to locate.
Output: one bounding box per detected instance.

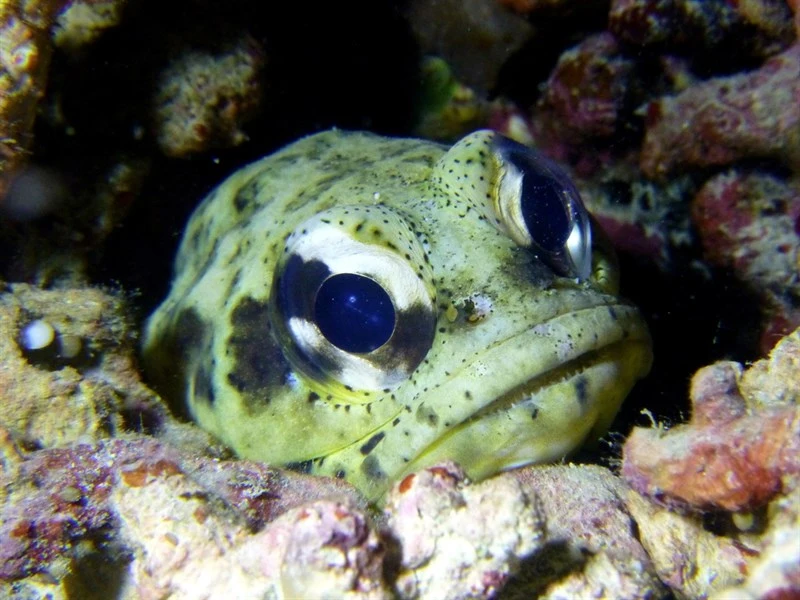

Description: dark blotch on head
[359,432,385,455]
[234,192,252,213]
[193,360,216,406]
[226,296,290,403]
[226,268,243,300]
[144,307,210,418]
[360,455,387,481]
[278,256,331,320]
[366,301,435,375]
[415,403,439,427]
[175,308,207,355]
[574,375,589,406]
[233,177,264,215]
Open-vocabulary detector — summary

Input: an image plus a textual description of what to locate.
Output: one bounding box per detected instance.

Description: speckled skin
[143,129,652,500]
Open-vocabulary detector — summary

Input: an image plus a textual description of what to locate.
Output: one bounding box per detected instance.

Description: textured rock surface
[532,32,636,173]
[624,489,753,598]
[609,0,795,56]
[2,0,800,597]
[0,433,370,595]
[386,462,545,599]
[52,0,127,50]
[691,169,800,351]
[623,328,800,599]
[0,283,162,448]
[623,328,800,512]
[510,464,665,599]
[640,44,800,178]
[0,0,65,199]
[152,35,265,158]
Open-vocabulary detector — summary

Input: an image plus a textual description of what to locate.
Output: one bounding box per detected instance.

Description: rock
[640,44,800,178]
[152,36,265,158]
[385,462,545,599]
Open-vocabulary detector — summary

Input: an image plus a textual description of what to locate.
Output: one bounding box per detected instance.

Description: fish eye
[271,205,436,394]
[493,136,592,280]
[314,274,395,353]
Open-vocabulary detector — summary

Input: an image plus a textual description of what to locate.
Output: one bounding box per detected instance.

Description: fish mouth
[315,300,651,500]
[396,301,653,484]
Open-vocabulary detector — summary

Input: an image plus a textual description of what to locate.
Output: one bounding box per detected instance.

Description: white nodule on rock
[20,320,56,350]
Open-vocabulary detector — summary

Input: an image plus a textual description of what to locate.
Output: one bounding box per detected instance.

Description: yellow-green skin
[143,129,652,500]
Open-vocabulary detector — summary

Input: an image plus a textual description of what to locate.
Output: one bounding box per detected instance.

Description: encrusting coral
[623,327,800,599]
[623,329,800,513]
[152,35,265,158]
[640,43,800,178]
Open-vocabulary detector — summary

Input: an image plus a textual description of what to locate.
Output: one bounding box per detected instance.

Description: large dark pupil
[314,274,396,353]
[519,169,571,253]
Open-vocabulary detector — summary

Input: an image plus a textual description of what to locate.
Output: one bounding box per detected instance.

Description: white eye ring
[271,206,436,392]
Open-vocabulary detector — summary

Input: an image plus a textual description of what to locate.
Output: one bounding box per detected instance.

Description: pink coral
[531,32,635,174]
[640,44,800,178]
[622,330,800,512]
[691,169,800,350]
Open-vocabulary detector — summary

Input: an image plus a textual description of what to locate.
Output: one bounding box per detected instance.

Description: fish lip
[452,301,650,409]
[396,300,652,478]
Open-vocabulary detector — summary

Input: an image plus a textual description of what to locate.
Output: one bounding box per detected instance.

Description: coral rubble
[0,0,65,199]
[510,464,665,599]
[152,36,265,158]
[692,169,800,351]
[386,462,545,599]
[532,32,635,171]
[1,0,800,597]
[52,0,127,51]
[0,433,373,598]
[623,328,800,599]
[623,329,800,512]
[0,282,161,448]
[609,0,796,56]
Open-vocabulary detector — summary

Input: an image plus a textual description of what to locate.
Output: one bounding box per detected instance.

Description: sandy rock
[0,433,370,597]
[385,462,546,599]
[0,283,163,448]
[625,490,752,599]
[510,464,665,599]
